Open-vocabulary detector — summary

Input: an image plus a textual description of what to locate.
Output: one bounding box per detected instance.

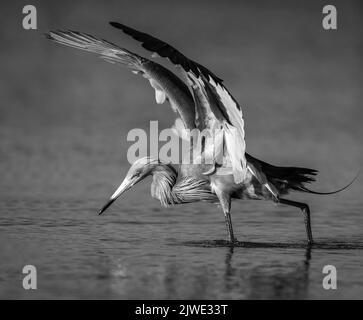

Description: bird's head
[99,157,161,215]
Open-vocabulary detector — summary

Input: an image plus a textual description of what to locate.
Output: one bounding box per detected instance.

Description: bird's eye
[132,171,141,179]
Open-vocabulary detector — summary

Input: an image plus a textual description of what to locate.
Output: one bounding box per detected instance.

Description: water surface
[1,190,363,299]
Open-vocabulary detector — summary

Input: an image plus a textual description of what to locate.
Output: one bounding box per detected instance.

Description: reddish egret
[46,23,355,245]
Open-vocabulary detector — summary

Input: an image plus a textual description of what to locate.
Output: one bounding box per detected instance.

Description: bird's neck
[151,164,178,207]
[151,164,216,207]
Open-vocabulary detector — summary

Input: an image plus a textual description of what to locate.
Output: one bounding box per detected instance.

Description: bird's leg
[215,189,236,244]
[278,198,314,245]
[224,210,236,244]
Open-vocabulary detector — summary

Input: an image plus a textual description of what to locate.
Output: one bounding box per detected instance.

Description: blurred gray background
[1,0,362,198]
[0,0,362,299]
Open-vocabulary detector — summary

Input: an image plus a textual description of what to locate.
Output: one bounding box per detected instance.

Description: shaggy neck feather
[150,165,215,207]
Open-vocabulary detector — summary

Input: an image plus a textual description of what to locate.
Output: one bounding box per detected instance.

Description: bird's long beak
[98,177,135,215]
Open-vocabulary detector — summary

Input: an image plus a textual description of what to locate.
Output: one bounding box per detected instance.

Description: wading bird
[46,23,354,245]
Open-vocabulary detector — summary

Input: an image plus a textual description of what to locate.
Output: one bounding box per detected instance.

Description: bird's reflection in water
[100,238,363,299]
[156,243,313,299]
[105,240,314,299]
[223,245,312,299]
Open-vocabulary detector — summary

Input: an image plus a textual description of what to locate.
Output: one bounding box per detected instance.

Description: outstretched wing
[46,30,196,130]
[110,22,247,183]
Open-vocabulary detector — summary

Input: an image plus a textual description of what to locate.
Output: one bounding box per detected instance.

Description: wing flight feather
[109,22,248,183]
[46,30,196,130]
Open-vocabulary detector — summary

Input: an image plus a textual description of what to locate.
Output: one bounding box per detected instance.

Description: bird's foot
[228,237,238,246]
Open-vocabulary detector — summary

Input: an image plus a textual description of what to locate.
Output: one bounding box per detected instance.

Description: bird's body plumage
[46,22,353,245]
[149,155,316,207]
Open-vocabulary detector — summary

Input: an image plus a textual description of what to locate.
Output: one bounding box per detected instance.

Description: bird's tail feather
[298,171,359,195]
[265,166,318,194]
[246,154,316,194]
[256,160,357,196]
[45,30,144,70]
